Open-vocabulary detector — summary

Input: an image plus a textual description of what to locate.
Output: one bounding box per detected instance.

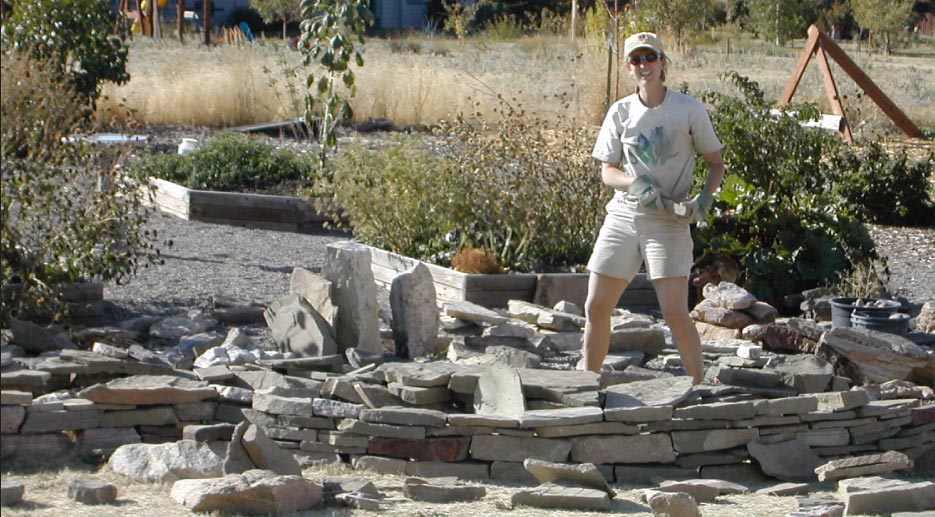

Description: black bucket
[850,311,910,335]
[829,297,901,329]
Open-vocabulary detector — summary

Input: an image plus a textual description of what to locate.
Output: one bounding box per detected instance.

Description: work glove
[627,175,665,213]
[674,191,714,223]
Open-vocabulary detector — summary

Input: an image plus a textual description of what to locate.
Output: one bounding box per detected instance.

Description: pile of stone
[2,241,935,515]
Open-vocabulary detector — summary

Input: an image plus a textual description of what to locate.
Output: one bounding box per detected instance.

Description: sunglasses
[628,53,662,66]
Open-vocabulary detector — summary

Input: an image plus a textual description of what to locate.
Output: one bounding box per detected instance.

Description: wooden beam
[177,0,184,41]
[813,26,922,138]
[814,47,854,143]
[777,26,820,106]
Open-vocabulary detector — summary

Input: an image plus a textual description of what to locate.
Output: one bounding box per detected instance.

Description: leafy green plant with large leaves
[2,0,130,105]
[693,72,880,306]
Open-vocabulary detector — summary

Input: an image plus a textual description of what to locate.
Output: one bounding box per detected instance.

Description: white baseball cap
[624,32,665,58]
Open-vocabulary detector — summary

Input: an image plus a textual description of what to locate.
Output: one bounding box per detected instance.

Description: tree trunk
[283,19,287,39]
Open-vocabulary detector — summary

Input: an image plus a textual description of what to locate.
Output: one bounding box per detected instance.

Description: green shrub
[1,53,158,323]
[694,72,880,306]
[129,132,320,194]
[325,102,609,273]
[830,142,935,226]
[2,0,130,105]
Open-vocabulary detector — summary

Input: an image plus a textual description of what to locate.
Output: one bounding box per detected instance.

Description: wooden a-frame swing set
[777,24,923,143]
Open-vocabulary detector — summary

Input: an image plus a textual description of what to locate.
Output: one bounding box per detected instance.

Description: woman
[583,32,726,384]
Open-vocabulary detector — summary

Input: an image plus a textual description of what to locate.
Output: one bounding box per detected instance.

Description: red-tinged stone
[367,437,470,462]
[78,427,141,458]
[912,405,935,426]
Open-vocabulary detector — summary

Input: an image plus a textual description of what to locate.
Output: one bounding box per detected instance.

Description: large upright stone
[390,263,440,359]
[324,241,382,354]
[263,294,337,357]
[474,362,525,418]
[764,354,833,393]
[242,424,301,476]
[290,266,338,327]
[819,328,929,383]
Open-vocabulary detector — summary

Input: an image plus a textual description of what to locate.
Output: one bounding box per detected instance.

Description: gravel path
[103,212,348,321]
[102,211,935,324]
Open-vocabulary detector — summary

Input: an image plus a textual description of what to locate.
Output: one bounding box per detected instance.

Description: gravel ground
[102,128,935,322]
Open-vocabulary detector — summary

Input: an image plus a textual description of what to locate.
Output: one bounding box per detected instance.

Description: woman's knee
[585,297,616,321]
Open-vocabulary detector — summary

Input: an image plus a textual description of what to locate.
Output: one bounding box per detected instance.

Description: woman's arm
[700,150,726,196]
[601,162,637,191]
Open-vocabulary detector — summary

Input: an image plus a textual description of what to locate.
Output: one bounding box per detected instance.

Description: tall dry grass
[97,32,935,136]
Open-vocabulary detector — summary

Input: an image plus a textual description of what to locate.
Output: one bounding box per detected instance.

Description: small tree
[630,0,718,48]
[253,0,302,38]
[748,0,818,45]
[298,0,373,165]
[851,0,915,53]
[2,0,130,106]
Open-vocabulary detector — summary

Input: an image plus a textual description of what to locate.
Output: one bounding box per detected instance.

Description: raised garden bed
[366,245,659,312]
[147,178,333,233]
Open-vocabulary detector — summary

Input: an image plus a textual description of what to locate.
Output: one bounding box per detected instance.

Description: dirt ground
[7,459,929,516]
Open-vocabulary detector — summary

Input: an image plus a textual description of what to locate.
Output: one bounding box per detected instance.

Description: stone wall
[2,363,933,483]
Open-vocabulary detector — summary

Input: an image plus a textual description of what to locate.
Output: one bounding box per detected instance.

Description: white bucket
[178,138,201,155]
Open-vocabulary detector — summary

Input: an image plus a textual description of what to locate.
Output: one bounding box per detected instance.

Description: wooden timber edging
[146,178,335,232]
[366,244,659,311]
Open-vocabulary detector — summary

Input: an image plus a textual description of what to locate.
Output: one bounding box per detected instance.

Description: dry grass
[97,32,935,136]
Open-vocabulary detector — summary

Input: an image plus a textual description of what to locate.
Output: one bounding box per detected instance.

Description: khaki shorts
[587,195,693,281]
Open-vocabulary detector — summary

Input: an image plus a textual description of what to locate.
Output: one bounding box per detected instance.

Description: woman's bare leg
[583,272,630,373]
[653,276,704,384]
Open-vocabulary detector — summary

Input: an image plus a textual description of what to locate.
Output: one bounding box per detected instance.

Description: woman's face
[627,50,665,85]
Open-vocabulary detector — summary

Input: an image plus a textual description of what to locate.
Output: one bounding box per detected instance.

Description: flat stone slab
[403,478,486,503]
[517,368,600,402]
[470,435,570,463]
[844,481,935,516]
[523,459,613,496]
[512,482,612,512]
[445,300,509,325]
[674,400,755,420]
[378,362,462,387]
[519,407,604,428]
[360,407,448,428]
[815,450,914,481]
[656,480,719,502]
[756,482,812,496]
[603,376,695,409]
[570,434,676,464]
[672,428,759,454]
[79,375,216,405]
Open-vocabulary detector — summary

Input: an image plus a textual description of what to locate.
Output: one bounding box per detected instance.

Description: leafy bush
[694,72,880,305]
[2,0,130,105]
[324,102,609,273]
[1,53,157,323]
[128,132,320,194]
[830,142,935,226]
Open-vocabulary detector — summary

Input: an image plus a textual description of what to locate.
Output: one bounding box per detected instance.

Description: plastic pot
[829,297,901,329]
[850,311,910,335]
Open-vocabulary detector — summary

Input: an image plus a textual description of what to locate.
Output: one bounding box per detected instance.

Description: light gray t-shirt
[592,88,722,203]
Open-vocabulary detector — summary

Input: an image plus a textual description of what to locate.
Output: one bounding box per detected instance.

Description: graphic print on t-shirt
[627,126,676,167]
